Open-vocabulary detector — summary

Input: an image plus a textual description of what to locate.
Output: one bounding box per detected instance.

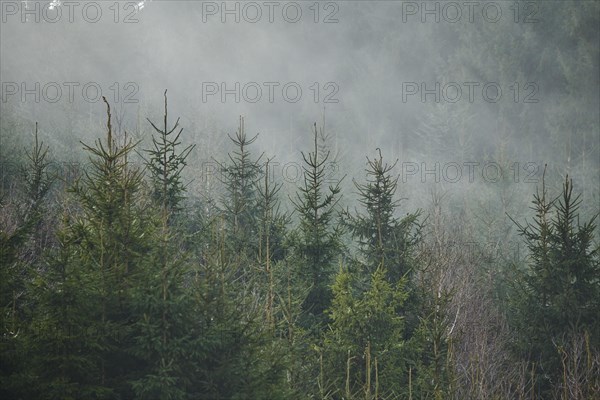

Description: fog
[2,2,600,398]
[2,0,599,226]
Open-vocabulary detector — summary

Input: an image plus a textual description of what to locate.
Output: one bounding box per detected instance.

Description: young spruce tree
[67,97,151,397]
[130,90,197,399]
[0,124,56,398]
[342,148,421,284]
[291,123,342,327]
[325,149,421,398]
[510,172,599,396]
[217,116,263,261]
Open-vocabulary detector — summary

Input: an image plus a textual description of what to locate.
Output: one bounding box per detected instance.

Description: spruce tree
[190,216,290,400]
[325,265,409,398]
[130,91,197,399]
[341,148,423,370]
[0,123,52,337]
[144,89,195,220]
[187,123,291,399]
[291,122,343,326]
[342,148,421,284]
[66,97,151,397]
[323,149,423,399]
[217,116,263,259]
[509,172,600,396]
[2,101,152,399]
[0,123,55,398]
[129,238,196,400]
[256,157,289,329]
[24,212,113,399]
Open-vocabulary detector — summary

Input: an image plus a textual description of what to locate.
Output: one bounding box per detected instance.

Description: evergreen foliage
[0,123,55,399]
[131,91,198,400]
[217,116,263,258]
[509,171,600,396]
[1,94,598,399]
[145,90,195,219]
[342,149,421,284]
[325,265,409,398]
[291,123,343,326]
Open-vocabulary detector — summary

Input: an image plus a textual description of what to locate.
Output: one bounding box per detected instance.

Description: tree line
[1,93,598,399]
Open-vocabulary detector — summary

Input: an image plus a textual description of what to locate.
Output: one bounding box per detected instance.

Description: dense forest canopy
[1,1,599,399]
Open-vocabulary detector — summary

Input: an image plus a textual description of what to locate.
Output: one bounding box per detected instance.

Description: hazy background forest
[1,1,599,399]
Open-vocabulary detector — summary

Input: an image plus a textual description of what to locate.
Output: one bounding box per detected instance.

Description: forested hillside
[1,94,598,399]
[1,1,599,399]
